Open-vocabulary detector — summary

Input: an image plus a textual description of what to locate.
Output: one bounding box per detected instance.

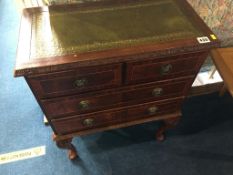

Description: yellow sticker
[0,146,46,165]
[210,34,217,40]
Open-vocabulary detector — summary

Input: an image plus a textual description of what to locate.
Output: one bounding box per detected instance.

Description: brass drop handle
[74,78,87,88]
[160,64,172,75]
[152,88,163,97]
[82,118,95,127]
[148,106,158,115]
[79,100,90,109]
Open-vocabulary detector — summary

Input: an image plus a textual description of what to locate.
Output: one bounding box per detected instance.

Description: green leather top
[30,0,203,59]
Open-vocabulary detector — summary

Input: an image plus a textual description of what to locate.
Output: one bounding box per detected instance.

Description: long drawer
[51,97,182,135]
[42,77,192,119]
[126,52,205,84]
[26,63,122,98]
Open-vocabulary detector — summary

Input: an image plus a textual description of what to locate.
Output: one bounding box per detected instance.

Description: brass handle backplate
[82,118,95,127]
[148,106,158,115]
[152,88,163,97]
[79,100,90,109]
[74,78,87,88]
[160,64,172,75]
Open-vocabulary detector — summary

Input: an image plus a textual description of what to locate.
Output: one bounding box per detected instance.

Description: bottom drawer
[52,97,183,135]
[125,98,182,121]
[52,110,125,135]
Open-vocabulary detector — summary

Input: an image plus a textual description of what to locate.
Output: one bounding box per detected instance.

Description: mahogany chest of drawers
[14,0,219,159]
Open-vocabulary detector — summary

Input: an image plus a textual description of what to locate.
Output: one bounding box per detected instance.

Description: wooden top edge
[14,39,220,77]
[215,47,233,53]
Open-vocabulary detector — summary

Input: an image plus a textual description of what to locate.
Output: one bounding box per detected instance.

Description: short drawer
[125,98,182,122]
[51,98,182,135]
[42,77,191,119]
[42,92,122,119]
[126,53,204,84]
[52,110,125,135]
[26,64,122,98]
[122,77,191,103]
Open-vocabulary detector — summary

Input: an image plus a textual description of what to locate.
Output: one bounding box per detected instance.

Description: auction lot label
[0,146,46,165]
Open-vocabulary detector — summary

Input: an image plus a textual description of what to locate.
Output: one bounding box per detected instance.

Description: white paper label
[0,146,46,165]
[197,37,211,44]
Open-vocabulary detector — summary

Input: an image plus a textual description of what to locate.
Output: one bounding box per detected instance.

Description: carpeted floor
[0,1,233,175]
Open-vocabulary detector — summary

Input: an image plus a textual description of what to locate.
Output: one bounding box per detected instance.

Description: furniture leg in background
[211,48,233,97]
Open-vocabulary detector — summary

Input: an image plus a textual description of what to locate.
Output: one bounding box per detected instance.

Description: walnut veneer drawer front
[52,98,182,135]
[43,93,122,119]
[52,110,125,135]
[27,64,122,98]
[122,77,191,103]
[126,53,204,84]
[42,78,191,119]
[125,98,182,122]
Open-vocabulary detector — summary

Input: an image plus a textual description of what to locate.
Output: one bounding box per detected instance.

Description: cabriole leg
[52,134,78,160]
[156,117,180,142]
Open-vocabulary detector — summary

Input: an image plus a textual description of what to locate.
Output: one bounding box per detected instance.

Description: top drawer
[27,64,122,98]
[126,52,205,84]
